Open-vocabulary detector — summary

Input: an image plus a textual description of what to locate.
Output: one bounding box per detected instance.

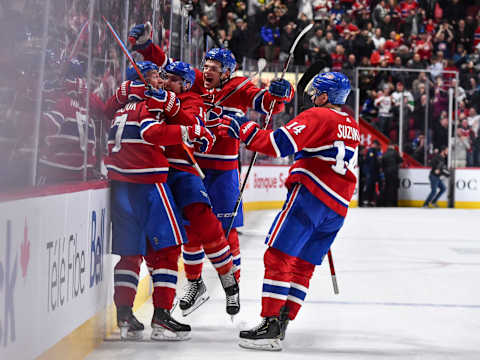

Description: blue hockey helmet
[312,72,351,105]
[65,59,85,80]
[126,61,159,81]
[164,61,196,90]
[204,48,236,74]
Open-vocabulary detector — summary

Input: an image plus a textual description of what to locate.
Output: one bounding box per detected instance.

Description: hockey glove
[268,78,294,103]
[145,88,180,118]
[182,124,216,153]
[115,80,147,104]
[218,114,250,139]
[128,22,152,51]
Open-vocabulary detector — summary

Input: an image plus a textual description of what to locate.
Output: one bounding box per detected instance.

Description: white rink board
[0,187,112,360]
[241,166,480,206]
[399,168,480,204]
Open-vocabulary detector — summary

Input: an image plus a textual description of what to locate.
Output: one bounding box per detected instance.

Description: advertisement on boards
[0,187,111,360]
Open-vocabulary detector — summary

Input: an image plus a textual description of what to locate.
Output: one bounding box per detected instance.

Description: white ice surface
[87,208,480,360]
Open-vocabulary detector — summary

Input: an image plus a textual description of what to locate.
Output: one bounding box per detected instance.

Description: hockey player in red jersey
[105,61,214,341]
[114,58,241,317]
[220,72,359,351]
[128,23,294,315]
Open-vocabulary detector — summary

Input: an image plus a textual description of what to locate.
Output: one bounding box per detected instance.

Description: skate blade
[151,327,191,341]
[119,327,144,341]
[181,294,210,317]
[239,338,282,351]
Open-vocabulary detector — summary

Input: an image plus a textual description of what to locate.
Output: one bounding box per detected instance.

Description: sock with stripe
[114,255,143,307]
[184,203,233,276]
[145,245,181,310]
[285,257,315,320]
[260,247,296,318]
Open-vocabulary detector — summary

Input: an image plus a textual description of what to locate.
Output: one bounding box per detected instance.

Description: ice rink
[88,208,480,360]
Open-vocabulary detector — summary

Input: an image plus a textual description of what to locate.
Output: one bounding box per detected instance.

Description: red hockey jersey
[104,101,184,184]
[164,91,206,174]
[243,107,360,217]
[137,42,286,170]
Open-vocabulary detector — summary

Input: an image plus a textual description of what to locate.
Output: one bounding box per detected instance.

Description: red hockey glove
[115,80,148,105]
[145,88,180,118]
[182,124,216,153]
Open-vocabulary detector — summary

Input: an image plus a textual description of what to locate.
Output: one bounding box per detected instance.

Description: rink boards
[1,166,480,359]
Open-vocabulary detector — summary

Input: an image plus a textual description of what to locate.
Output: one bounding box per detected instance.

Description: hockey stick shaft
[102,16,205,179]
[327,249,339,294]
[225,24,313,239]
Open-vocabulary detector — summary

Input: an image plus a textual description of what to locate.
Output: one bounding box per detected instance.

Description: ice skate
[179,277,209,316]
[151,308,191,341]
[279,306,290,341]
[219,270,240,318]
[117,306,144,340]
[239,317,282,351]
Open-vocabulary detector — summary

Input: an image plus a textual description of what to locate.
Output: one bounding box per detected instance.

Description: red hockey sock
[114,255,142,307]
[260,247,296,318]
[145,245,181,310]
[184,203,233,276]
[227,228,241,281]
[285,257,315,320]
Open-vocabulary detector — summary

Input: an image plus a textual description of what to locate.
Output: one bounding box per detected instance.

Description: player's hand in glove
[219,115,259,145]
[218,114,250,139]
[128,22,152,51]
[268,78,294,103]
[115,80,147,104]
[145,88,180,118]
[182,124,215,153]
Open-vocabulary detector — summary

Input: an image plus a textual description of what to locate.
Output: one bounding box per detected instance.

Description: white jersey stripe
[291,168,350,206]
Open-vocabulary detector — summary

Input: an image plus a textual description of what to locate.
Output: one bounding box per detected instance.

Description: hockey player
[116,59,241,317]
[105,61,215,341]
[219,72,359,351]
[128,23,294,315]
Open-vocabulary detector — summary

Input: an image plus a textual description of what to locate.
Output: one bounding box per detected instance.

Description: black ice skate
[239,317,282,351]
[151,308,191,341]
[117,306,145,340]
[179,278,209,316]
[219,271,240,318]
[279,306,290,341]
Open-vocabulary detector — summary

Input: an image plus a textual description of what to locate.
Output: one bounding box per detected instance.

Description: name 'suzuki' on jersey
[337,124,360,142]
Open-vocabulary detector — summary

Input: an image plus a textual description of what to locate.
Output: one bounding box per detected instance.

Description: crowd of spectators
[184,0,480,167]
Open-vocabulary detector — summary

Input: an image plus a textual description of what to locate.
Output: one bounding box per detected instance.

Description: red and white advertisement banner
[0,187,112,360]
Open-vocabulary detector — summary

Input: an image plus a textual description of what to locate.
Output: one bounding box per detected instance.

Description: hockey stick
[224,23,313,240]
[102,16,205,179]
[68,20,89,60]
[327,249,339,294]
[206,58,267,116]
